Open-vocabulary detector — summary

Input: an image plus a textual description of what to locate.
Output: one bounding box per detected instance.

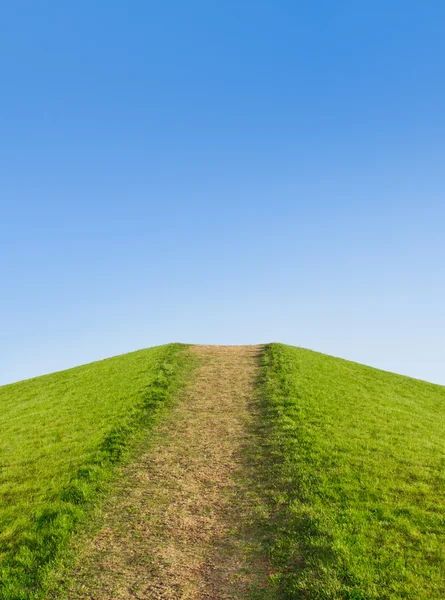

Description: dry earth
[59,345,270,600]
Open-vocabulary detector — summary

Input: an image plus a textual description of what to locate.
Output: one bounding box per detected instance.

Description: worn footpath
[58,345,270,600]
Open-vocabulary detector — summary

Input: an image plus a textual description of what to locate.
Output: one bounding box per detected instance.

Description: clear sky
[1,1,444,386]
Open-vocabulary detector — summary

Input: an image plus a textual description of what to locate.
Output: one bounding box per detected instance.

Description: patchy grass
[262,343,445,599]
[0,343,192,600]
[51,345,269,600]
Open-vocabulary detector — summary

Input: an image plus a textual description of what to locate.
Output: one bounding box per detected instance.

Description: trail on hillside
[57,345,270,600]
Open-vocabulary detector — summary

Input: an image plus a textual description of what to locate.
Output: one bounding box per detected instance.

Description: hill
[2,342,445,599]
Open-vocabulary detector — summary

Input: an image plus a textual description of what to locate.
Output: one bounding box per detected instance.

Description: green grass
[262,343,445,599]
[0,343,192,600]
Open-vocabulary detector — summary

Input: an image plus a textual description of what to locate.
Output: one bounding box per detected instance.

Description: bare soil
[61,345,270,600]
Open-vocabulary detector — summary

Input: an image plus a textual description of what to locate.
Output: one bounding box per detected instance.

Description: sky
[1,1,444,386]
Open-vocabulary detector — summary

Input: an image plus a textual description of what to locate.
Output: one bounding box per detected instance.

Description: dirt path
[61,345,270,599]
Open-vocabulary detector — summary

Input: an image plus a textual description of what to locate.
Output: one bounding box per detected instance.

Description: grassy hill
[262,344,445,599]
[0,343,192,600]
[2,342,445,599]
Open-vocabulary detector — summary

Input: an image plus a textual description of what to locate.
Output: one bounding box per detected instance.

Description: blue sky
[1,1,444,385]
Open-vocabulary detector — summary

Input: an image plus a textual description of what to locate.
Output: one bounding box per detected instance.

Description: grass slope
[0,343,192,600]
[262,343,445,599]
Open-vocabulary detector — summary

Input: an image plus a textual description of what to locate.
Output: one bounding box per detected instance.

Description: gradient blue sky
[1,1,444,386]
